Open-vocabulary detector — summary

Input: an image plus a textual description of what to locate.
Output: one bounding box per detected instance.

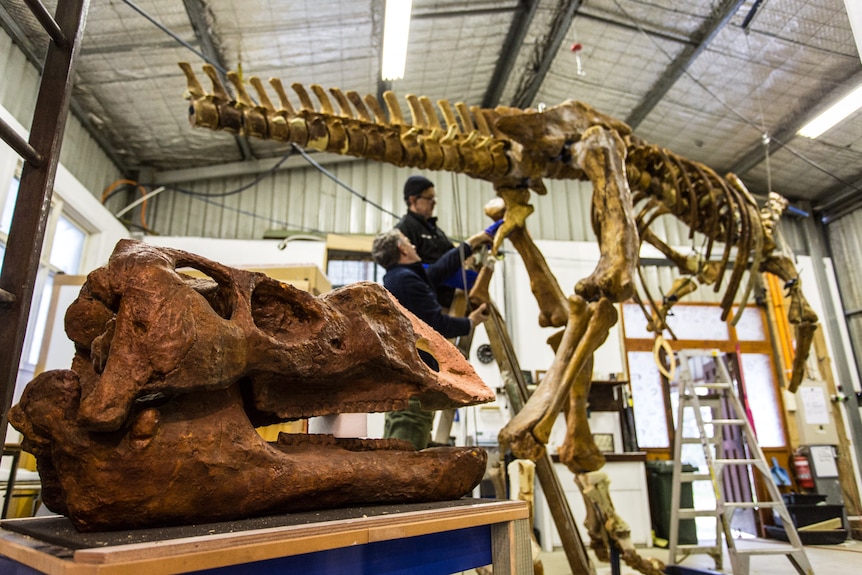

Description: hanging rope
[449,172,474,314]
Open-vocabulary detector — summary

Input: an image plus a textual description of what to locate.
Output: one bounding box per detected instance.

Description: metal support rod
[485,303,594,575]
[22,0,66,46]
[0,0,89,436]
[0,118,43,167]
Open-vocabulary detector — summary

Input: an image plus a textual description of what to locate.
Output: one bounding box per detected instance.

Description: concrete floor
[527,538,862,574]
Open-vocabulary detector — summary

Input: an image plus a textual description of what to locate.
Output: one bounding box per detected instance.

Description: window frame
[621,302,791,454]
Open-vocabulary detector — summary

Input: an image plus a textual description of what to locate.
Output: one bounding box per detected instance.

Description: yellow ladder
[668,350,813,575]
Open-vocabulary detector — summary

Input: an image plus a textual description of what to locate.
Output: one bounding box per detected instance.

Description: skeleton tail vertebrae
[179,63,515,182]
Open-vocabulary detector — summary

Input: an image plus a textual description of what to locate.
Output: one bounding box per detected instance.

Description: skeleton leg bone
[558,356,605,473]
[499,296,617,462]
[762,254,819,392]
[494,189,569,327]
[573,126,639,303]
[577,472,666,575]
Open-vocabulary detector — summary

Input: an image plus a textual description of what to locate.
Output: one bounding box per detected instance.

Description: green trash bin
[645,460,698,545]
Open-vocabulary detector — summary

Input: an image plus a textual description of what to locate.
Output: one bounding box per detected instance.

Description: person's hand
[484,219,504,238]
[467,230,493,249]
[468,303,490,328]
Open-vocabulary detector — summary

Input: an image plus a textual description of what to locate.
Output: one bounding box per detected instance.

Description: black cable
[291,144,401,220]
[102,182,142,204]
[159,147,296,198]
[178,192,328,235]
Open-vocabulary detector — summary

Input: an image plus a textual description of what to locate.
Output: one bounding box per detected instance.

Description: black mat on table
[1,498,492,551]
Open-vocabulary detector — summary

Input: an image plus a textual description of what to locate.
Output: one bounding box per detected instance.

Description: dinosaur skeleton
[171,64,818,571]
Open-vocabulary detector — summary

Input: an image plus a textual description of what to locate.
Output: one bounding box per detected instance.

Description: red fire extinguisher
[793,455,815,489]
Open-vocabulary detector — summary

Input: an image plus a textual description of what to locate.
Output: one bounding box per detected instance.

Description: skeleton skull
[9,239,493,531]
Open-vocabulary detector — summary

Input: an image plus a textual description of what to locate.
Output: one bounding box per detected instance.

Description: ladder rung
[732,545,803,555]
[682,395,721,405]
[680,472,712,482]
[714,458,759,466]
[677,508,720,519]
[692,382,732,390]
[708,418,746,426]
[725,501,781,509]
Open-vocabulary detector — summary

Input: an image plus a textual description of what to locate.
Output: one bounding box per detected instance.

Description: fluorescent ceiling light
[381,0,412,81]
[797,83,862,139]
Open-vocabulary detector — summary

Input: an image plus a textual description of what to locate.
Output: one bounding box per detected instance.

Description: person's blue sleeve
[385,269,471,338]
[425,243,473,287]
[485,219,504,237]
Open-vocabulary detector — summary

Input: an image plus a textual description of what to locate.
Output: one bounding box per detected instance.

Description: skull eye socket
[176,266,235,320]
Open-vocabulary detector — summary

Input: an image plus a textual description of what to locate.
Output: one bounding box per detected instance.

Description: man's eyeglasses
[417,195,436,202]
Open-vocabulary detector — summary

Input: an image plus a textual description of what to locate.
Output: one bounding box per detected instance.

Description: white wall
[503,239,626,381]
[142,236,328,269]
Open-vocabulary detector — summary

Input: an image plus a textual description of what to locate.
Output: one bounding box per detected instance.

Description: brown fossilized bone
[9,239,493,531]
[179,65,820,573]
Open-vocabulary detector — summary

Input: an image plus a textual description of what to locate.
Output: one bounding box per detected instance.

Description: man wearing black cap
[396,175,458,307]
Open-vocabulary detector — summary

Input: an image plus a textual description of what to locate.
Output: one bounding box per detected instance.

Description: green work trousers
[383,397,434,450]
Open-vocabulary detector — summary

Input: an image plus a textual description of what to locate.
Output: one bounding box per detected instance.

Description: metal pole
[0,0,90,435]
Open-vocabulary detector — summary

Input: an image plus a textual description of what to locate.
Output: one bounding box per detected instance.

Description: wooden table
[0,498,532,575]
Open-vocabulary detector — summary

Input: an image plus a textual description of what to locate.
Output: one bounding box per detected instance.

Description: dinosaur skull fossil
[9,239,494,531]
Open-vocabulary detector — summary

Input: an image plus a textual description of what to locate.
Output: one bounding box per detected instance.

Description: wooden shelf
[0,499,531,575]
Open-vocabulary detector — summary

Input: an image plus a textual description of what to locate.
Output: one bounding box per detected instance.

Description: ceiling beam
[729,68,862,178]
[511,0,584,108]
[625,0,747,129]
[577,9,694,46]
[817,172,862,224]
[181,0,253,162]
[482,0,540,108]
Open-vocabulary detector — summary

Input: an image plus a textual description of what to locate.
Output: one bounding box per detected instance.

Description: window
[0,166,89,384]
[326,250,384,288]
[622,303,786,449]
[623,302,789,540]
[24,215,87,367]
[0,169,17,235]
[0,162,21,264]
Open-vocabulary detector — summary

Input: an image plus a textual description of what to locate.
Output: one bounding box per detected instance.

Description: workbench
[0,498,532,575]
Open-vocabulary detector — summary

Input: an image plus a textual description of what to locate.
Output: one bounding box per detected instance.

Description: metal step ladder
[668,350,813,575]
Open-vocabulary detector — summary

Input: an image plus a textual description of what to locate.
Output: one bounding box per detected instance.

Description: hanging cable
[119,0,227,75]
[163,147,296,198]
[101,179,152,232]
[291,144,400,219]
[449,172,474,314]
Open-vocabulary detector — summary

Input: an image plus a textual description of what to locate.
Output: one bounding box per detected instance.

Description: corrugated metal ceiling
[1,0,860,219]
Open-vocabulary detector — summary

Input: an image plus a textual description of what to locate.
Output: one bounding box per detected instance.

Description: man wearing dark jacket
[371,228,492,449]
[395,175,458,307]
